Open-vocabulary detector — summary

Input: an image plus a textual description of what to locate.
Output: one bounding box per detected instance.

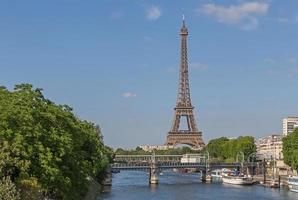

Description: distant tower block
[165,18,205,149]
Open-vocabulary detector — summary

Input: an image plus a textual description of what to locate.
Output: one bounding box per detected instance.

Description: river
[98,171,298,200]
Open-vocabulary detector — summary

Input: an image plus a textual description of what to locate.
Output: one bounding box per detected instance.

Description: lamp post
[204,150,210,169]
[236,151,244,174]
[201,150,210,182]
[273,145,276,181]
[247,152,257,176]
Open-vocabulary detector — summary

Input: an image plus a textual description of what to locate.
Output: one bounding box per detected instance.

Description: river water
[98,171,298,200]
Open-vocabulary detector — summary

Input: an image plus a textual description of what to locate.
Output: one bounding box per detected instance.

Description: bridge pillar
[149,165,158,184]
[201,169,212,183]
[201,169,207,182]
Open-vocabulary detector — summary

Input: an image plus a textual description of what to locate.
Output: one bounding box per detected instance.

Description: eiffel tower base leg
[166,132,205,150]
[149,166,158,184]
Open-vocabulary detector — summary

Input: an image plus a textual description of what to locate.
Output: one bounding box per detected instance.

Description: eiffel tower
[166,18,205,150]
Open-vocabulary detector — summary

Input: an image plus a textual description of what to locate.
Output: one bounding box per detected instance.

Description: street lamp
[204,150,210,169]
[247,152,257,176]
[236,151,244,163]
[236,151,245,172]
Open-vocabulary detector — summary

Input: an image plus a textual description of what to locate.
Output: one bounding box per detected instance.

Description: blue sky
[1,0,298,148]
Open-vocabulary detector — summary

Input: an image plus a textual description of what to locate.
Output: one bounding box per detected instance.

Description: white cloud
[146,6,162,20]
[122,92,137,98]
[200,2,269,30]
[190,63,209,71]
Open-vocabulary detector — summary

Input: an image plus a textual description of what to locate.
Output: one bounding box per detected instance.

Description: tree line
[0,84,113,200]
[115,136,257,164]
[115,146,201,155]
[283,128,298,171]
[204,136,256,162]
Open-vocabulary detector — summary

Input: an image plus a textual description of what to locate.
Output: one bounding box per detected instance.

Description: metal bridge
[111,153,245,184]
[113,154,241,170]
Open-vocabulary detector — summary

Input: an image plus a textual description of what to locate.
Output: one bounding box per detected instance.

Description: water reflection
[99,171,298,200]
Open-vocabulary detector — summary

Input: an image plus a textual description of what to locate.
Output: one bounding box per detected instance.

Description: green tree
[0,84,112,200]
[283,128,298,171]
[205,137,229,159]
[235,136,256,160]
[114,146,201,156]
[204,136,256,163]
[135,146,143,151]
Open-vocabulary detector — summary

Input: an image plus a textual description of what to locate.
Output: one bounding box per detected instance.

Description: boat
[173,168,189,173]
[178,168,189,173]
[211,169,233,178]
[221,169,234,176]
[222,174,253,185]
[211,169,222,178]
[111,168,120,173]
[205,174,212,182]
[270,180,279,188]
[288,176,298,193]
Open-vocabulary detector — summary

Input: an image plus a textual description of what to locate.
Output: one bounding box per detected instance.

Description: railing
[114,154,185,163]
[111,162,244,170]
[112,154,248,171]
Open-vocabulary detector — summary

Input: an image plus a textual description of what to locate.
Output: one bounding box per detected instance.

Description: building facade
[256,134,290,175]
[256,134,283,160]
[283,116,298,136]
[138,145,174,152]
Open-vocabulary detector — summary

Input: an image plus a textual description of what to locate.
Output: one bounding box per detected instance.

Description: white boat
[221,169,234,176]
[222,174,253,185]
[211,169,233,178]
[211,169,222,178]
[288,176,298,193]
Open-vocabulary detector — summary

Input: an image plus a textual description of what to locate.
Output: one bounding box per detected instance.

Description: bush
[18,178,43,200]
[0,177,20,200]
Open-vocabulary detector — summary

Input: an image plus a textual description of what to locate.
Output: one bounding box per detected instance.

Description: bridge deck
[112,154,250,171]
[112,162,243,170]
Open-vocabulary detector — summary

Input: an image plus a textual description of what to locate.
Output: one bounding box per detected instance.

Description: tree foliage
[115,146,201,155]
[115,137,256,163]
[0,177,20,200]
[0,84,112,200]
[283,128,298,171]
[205,136,256,162]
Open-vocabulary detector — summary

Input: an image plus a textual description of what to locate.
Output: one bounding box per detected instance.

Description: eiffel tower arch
[165,18,205,150]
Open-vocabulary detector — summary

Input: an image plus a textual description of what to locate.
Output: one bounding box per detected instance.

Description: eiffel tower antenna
[165,18,205,149]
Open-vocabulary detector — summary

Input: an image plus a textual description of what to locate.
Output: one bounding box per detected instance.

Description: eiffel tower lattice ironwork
[166,18,205,149]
